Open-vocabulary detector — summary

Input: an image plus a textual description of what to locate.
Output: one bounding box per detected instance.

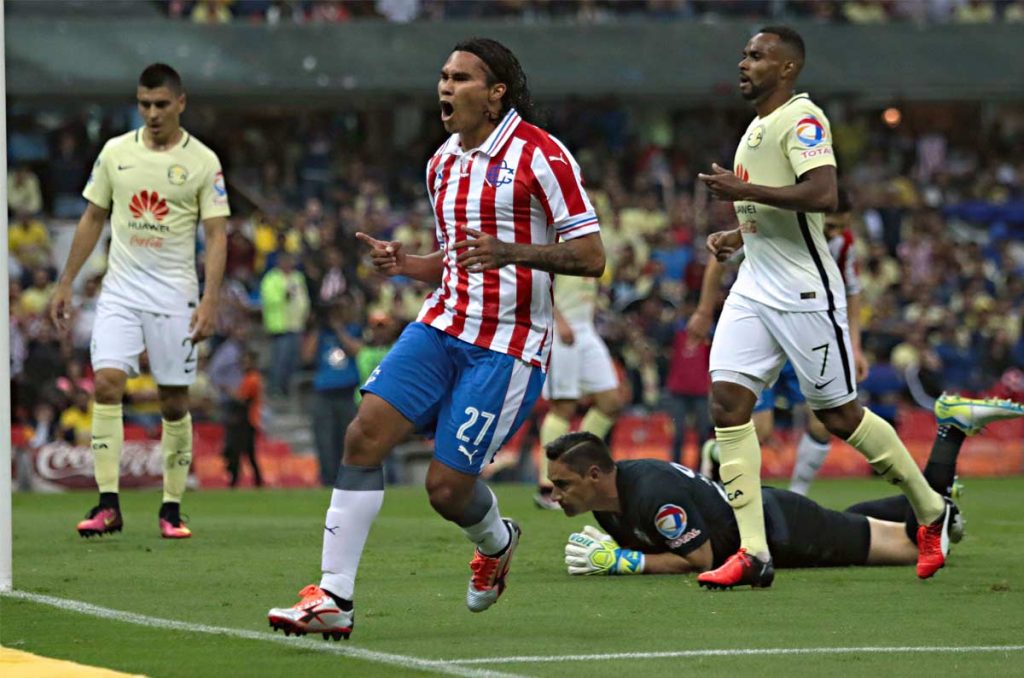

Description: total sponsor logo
[800,146,834,159]
[795,115,826,148]
[654,504,688,540]
[734,163,750,183]
[667,528,702,549]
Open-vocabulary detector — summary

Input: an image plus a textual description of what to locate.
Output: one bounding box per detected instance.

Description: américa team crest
[654,504,688,540]
[795,115,826,148]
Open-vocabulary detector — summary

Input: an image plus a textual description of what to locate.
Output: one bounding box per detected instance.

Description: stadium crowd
[8,97,1024,463]
[162,0,1024,25]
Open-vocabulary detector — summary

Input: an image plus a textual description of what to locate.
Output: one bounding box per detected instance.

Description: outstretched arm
[355,231,445,285]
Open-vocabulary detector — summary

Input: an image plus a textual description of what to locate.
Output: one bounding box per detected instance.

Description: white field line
[2,590,523,678]
[447,645,1024,665]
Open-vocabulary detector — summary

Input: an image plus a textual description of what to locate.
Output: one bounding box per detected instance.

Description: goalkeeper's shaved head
[545,432,615,476]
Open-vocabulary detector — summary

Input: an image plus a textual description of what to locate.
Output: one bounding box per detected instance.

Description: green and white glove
[564,525,645,575]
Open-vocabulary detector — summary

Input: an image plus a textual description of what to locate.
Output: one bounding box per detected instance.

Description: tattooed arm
[453,230,605,277]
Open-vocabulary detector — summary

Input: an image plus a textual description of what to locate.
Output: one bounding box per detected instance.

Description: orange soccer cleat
[268,585,354,641]
[697,548,775,590]
[466,519,521,612]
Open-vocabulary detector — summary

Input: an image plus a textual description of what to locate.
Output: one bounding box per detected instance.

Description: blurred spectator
[58,388,93,445]
[954,0,996,22]
[8,165,42,215]
[188,349,218,422]
[191,0,233,24]
[260,252,310,396]
[8,212,51,273]
[663,317,712,467]
[18,268,55,318]
[49,131,88,218]
[843,0,889,22]
[71,276,102,355]
[124,355,162,429]
[303,303,363,486]
[224,350,264,487]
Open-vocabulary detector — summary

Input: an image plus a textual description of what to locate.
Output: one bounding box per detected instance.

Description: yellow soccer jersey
[83,128,230,316]
[553,274,598,326]
[730,94,844,312]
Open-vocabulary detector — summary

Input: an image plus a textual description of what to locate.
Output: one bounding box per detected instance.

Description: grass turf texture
[3,478,1023,677]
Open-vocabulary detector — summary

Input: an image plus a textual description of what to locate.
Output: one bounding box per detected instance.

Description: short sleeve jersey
[730,94,843,312]
[593,459,740,567]
[553,274,598,326]
[83,128,230,316]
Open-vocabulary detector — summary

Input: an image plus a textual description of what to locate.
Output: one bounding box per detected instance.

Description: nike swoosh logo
[721,474,742,486]
[117,165,134,171]
[814,378,837,389]
[183,367,195,374]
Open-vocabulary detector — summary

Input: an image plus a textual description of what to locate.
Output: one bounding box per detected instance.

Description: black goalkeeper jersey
[593,459,741,567]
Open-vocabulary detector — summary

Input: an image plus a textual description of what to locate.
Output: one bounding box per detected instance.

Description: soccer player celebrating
[267,38,604,640]
[534,274,622,510]
[50,64,229,539]
[549,394,1024,578]
[695,26,955,588]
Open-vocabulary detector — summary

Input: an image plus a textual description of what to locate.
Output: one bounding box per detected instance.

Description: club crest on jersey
[485,160,514,188]
[795,115,826,148]
[167,164,189,186]
[746,124,765,148]
[654,504,688,540]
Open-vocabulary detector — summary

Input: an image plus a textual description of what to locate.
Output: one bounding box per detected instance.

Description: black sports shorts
[763,487,871,568]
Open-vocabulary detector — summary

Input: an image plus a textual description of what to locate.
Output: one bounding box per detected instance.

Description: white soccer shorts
[91,297,199,386]
[708,292,857,410]
[543,323,619,401]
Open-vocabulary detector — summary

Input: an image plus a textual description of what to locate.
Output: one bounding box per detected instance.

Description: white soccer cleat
[268,585,354,640]
[934,393,1024,436]
[466,519,521,613]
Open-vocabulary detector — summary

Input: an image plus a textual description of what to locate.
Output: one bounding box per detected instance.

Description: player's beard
[740,80,765,101]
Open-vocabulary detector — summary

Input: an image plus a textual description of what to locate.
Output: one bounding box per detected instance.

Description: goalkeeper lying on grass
[547,397,1021,577]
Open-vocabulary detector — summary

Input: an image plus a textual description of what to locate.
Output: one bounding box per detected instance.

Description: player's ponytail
[453,38,536,123]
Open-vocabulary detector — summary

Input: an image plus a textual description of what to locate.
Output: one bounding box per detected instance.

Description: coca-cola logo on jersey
[35,441,166,489]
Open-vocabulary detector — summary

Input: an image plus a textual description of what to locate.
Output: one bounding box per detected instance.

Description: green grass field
[3,478,1023,677]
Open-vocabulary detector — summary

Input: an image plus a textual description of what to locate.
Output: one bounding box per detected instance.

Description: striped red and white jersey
[827,228,862,296]
[417,108,601,369]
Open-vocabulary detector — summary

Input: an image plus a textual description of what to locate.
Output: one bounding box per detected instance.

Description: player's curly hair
[453,37,536,123]
[545,432,615,475]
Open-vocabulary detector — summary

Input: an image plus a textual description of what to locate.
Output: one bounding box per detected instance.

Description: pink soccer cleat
[77,506,123,538]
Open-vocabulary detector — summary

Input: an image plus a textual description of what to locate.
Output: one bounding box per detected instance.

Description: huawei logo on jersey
[734,164,750,183]
[129,190,169,222]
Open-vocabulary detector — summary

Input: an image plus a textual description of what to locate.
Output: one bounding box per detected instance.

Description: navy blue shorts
[362,322,545,475]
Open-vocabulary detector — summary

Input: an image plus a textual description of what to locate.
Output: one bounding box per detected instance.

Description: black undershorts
[763,487,871,568]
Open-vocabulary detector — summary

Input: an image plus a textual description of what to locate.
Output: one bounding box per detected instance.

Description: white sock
[789,433,832,496]
[460,489,510,556]
[319,487,384,600]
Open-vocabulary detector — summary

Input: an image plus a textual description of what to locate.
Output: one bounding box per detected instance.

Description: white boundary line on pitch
[446,645,1024,665]
[2,590,524,678]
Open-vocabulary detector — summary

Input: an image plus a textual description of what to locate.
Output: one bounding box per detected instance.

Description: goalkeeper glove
[564,525,645,576]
